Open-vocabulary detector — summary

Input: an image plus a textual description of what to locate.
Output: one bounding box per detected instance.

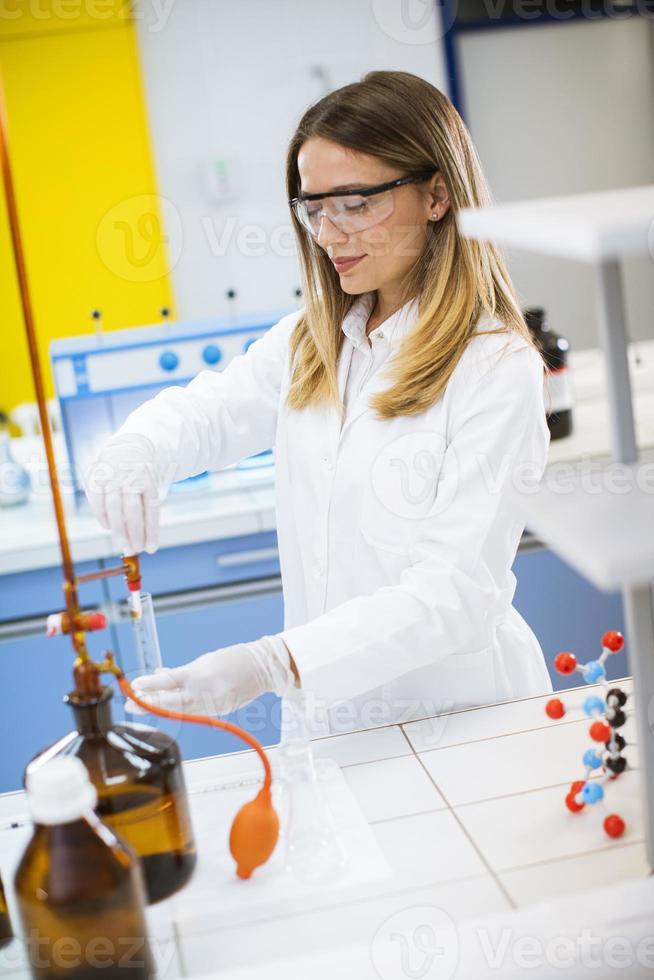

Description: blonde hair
[285,70,542,419]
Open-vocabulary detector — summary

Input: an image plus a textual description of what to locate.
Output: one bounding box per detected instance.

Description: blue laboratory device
[50,309,293,502]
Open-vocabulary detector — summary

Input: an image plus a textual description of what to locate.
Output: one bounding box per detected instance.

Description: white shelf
[458,184,654,262]
[460,182,654,872]
[509,461,654,591]
[568,338,654,404]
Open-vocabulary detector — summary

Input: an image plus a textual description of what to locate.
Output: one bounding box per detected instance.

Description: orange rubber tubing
[117,674,273,789]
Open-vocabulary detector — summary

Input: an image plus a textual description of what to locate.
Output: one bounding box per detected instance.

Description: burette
[126,581,162,676]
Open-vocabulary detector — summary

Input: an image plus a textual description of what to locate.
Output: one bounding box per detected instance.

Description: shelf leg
[623,583,654,870]
[594,260,637,466]
[594,259,654,870]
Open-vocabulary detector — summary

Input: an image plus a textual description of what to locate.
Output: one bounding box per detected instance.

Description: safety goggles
[289,171,435,238]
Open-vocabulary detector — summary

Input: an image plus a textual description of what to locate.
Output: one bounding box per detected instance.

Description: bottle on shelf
[524,306,573,440]
[0,872,13,949]
[14,756,155,980]
[25,684,196,904]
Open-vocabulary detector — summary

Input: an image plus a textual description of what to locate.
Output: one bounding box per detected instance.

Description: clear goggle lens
[293,189,395,237]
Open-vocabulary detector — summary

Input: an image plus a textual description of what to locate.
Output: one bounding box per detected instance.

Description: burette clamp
[46,610,107,638]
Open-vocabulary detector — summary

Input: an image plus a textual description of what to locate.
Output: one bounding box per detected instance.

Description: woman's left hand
[124,635,298,717]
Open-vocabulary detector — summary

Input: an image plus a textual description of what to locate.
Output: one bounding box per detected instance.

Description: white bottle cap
[26,757,98,825]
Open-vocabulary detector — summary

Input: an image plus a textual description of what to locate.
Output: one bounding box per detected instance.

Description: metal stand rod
[594,259,654,870]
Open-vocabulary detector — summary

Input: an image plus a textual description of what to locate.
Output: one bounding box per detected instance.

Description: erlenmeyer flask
[25,685,196,904]
[276,690,347,885]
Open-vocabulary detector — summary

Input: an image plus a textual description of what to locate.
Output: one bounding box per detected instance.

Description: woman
[85,70,553,738]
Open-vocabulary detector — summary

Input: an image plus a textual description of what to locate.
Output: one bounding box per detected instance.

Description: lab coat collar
[341,292,420,350]
[336,298,502,438]
[341,295,500,350]
[336,292,418,439]
[475,310,501,333]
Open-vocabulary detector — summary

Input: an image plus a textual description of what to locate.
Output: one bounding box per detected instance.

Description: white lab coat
[119,294,553,737]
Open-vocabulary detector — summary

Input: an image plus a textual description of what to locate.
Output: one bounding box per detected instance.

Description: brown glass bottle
[15,757,155,980]
[0,873,13,949]
[524,306,573,440]
[25,685,196,904]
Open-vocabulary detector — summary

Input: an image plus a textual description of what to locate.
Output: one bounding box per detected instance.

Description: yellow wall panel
[0,16,174,417]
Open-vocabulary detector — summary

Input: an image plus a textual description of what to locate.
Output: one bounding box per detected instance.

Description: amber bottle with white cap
[14,756,155,979]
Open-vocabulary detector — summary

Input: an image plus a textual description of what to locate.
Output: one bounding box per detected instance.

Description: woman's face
[296,137,449,298]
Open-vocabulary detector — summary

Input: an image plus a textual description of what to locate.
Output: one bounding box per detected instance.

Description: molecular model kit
[545,631,629,839]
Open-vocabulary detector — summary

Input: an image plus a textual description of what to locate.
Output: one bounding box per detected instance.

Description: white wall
[459,18,654,348]
[134,4,654,349]
[134,0,448,321]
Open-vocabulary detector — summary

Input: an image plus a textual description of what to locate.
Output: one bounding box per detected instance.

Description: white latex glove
[83,433,165,554]
[125,635,298,717]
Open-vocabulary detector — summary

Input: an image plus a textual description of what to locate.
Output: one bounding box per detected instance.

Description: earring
[431,211,439,221]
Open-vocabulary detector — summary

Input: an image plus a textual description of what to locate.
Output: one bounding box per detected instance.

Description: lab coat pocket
[358,510,413,556]
[384,642,499,727]
[438,643,499,710]
[355,517,413,589]
[359,426,449,555]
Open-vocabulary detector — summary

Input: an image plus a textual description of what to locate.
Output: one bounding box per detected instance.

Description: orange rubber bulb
[116,673,280,880]
[229,787,280,880]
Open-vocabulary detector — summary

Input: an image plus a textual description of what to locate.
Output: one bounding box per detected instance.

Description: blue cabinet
[512,548,627,691]
[0,629,110,794]
[0,559,109,794]
[0,560,104,622]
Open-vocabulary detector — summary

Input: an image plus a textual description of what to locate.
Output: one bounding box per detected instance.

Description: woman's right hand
[84,432,163,554]
[124,636,297,718]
